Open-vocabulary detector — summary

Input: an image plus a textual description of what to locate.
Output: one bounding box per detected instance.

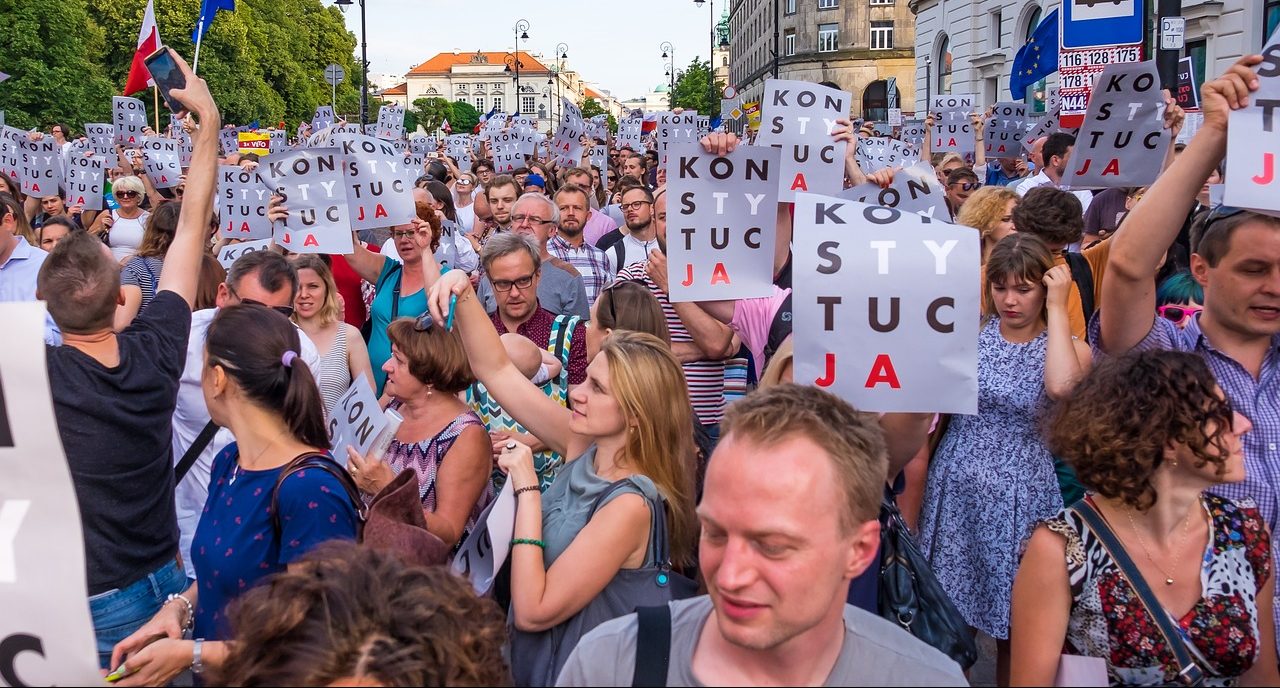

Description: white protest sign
[174,128,194,167]
[901,120,926,149]
[0,303,102,685]
[268,147,353,254]
[792,193,980,413]
[216,238,273,270]
[18,138,59,198]
[855,137,919,174]
[451,481,515,596]
[332,134,417,231]
[491,129,526,174]
[65,153,105,211]
[326,374,388,462]
[219,127,240,157]
[141,137,182,189]
[839,162,949,219]
[1225,25,1280,213]
[551,97,585,168]
[1062,61,1169,189]
[984,102,1028,158]
[1023,104,1068,153]
[269,129,288,155]
[666,142,781,302]
[589,144,607,172]
[888,108,903,126]
[0,128,20,187]
[219,165,274,239]
[375,103,406,141]
[755,80,851,202]
[112,96,147,147]
[930,94,975,155]
[84,124,114,157]
[312,106,335,132]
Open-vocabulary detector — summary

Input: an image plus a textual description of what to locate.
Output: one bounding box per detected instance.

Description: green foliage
[0,0,360,131]
[411,97,454,134]
[578,97,617,133]
[449,100,480,133]
[671,58,722,118]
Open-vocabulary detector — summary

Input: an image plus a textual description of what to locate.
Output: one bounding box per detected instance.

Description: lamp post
[504,53,522,115]
[334,0,367,125]
[660,41,675,109]
[513,19,530,112]
[554,42,568,124]
[693,0,728,114]
[925,55,932,117]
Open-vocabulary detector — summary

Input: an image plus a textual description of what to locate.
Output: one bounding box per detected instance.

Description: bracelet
[166,593,194,631]
[513,485,540,498]
[511,538,546,549]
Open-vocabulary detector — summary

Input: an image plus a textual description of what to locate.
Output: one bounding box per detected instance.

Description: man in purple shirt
[1095,57,1280,650]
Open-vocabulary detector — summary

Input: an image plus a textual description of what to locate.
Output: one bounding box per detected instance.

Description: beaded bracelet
[513,485,541,498]
[166,593,194,631]
[511,538,546,549]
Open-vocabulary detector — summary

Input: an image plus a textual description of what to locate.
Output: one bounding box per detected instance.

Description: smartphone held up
[144,46,188,115]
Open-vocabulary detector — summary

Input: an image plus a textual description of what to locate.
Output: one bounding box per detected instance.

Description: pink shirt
[582,208,619,247]
[730,286,791,377]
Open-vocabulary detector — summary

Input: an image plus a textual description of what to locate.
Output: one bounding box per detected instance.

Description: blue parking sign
[1061,0,1145,49]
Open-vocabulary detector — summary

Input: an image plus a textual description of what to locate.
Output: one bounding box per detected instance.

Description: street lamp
[925,55,933,118]
[660,41,675,109]
[513,19,531,112]
[334,0,367,125]
[553,42,568,124]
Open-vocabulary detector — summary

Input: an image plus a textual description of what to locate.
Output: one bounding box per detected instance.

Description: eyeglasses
[1158,304,1203,323]
[115,190,140,199]
[511,214,555,227]
[950,182,980,191]
[390,228,426,239]
[619,200,652,211]
[491,273,536,292]
[227,284,295,317]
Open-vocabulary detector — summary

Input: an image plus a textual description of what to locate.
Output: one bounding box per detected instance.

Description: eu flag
[192,0,236,43]
[1010,9,1059,100]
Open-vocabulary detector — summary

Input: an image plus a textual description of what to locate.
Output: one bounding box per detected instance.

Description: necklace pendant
[1165,577,1175,586]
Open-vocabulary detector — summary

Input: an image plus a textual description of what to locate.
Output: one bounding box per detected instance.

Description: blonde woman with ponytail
[428,267,697,687]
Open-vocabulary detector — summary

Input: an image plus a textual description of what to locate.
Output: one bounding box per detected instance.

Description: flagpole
[193,15,207,73]
[153,86,161,132]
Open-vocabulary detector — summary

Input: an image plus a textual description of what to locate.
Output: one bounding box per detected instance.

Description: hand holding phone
[144,47,188,114]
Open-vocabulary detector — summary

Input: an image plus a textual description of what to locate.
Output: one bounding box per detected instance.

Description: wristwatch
[191,638,205,675]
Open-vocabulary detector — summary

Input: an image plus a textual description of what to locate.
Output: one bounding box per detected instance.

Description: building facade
[911,0,1269,115]
[728,0,918,122]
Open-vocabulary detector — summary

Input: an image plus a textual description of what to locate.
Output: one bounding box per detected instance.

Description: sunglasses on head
[414,311,436,332]
[1158,304,1202,323]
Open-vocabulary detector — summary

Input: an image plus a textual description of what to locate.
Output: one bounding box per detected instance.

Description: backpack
[1062,251,1095,332]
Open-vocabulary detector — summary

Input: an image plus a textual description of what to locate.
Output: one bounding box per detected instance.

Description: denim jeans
[88,559,187,669]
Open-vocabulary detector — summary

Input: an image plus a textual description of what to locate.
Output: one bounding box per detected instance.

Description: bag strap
[1063,251,1095,326]
[270,453,366,541]
[548,314,580,387]
[590,478,672,567]
[1072,500,1206,686]
[175,420,219,484]
[632,604,672,687]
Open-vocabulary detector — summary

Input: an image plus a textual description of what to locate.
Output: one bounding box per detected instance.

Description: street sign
[1061,0,1144,49]
[1161,17,1186,50]
[324,64,345,87]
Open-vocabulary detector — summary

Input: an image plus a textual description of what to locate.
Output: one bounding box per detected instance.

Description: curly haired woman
[956,185,1019,264]
[212,541,510,686]
[1011,350,1278,686]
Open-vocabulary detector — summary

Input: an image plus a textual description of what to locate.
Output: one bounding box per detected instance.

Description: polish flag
[442,119,452,134]
[123,0,159,96]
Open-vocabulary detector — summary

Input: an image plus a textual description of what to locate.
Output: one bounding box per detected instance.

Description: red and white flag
[442,119,452,134]
[123,0,159,96]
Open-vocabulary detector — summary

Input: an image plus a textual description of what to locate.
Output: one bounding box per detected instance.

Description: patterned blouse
[1044,494,1271,686]
[381,402,491,549]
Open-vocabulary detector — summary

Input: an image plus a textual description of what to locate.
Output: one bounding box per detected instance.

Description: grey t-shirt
[478,259,591,320]
[555,596,968,687]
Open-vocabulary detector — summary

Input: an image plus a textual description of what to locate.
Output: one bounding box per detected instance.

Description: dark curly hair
[1011,186,1084,248]
[211,542,511,687]
[1046,350,1235,511]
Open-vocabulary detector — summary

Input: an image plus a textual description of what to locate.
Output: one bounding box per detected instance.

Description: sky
[336,0,723,100]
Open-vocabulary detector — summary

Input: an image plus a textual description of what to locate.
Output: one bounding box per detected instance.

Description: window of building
[819,0,838,8]
[521,95,535,114]
[870,21,893,50]
[1268,0,1280,45]
[474,96,485,111]
[818,23,839,52]
[785,30,796,56]
[989,10,1002,47]
[491,96,503,112]
[936,34,952,95]
[1185,39,1207,97]
[785,0,796,14]
[869,0,894,5]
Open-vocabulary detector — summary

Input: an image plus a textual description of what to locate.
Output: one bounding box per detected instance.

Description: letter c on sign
[0,633,45,687]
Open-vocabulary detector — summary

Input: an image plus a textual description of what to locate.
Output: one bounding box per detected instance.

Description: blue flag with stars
[1010,9,1059,100]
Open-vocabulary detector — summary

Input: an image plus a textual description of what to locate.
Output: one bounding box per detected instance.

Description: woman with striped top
[290,254,373,412]
[114,202,177,331]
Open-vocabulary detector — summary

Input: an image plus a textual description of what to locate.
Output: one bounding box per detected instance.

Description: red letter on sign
[303,233,319,247]
[374,204,388,219]
[1254,153,1275,186]
[815,352,837,387]
[790,173,808,192]
[1101,159,1120,176]
[681,263,694,287]
[710,263,730,285]
[864,354,901,389]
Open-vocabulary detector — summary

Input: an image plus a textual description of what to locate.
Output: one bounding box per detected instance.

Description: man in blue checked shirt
[1095,56,1280,653]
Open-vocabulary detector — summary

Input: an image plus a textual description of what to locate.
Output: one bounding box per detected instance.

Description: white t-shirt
[455,203,476,234]
[109,210,150,262]
[1014,171,1094,215]
[171,307,321,578]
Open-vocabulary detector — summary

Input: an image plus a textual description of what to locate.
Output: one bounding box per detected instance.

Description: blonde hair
[957,186,1019,255]
[289,254,343,327]
[600,330,697,566]
[936,152,965,170]
[112,175,146,196]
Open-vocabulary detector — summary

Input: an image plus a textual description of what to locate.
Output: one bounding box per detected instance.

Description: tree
[449,100,480,133]
[0,0,115,130]
[411,97,454,134]
[578,97,618,134]
[671,58,722,118]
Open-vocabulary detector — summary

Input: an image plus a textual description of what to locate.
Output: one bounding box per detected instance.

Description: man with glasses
[171,250,322,583]
[597,186,661,271]
[1096,57,1280,653]
[563,166,618,246]
[471,160,496,195]
[944,168,980,220]
[477,193,589,320]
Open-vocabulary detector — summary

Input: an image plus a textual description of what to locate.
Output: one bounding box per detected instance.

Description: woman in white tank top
[289,254,374,411]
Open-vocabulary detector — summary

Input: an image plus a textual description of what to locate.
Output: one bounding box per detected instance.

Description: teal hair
[1156,272,1204,307]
